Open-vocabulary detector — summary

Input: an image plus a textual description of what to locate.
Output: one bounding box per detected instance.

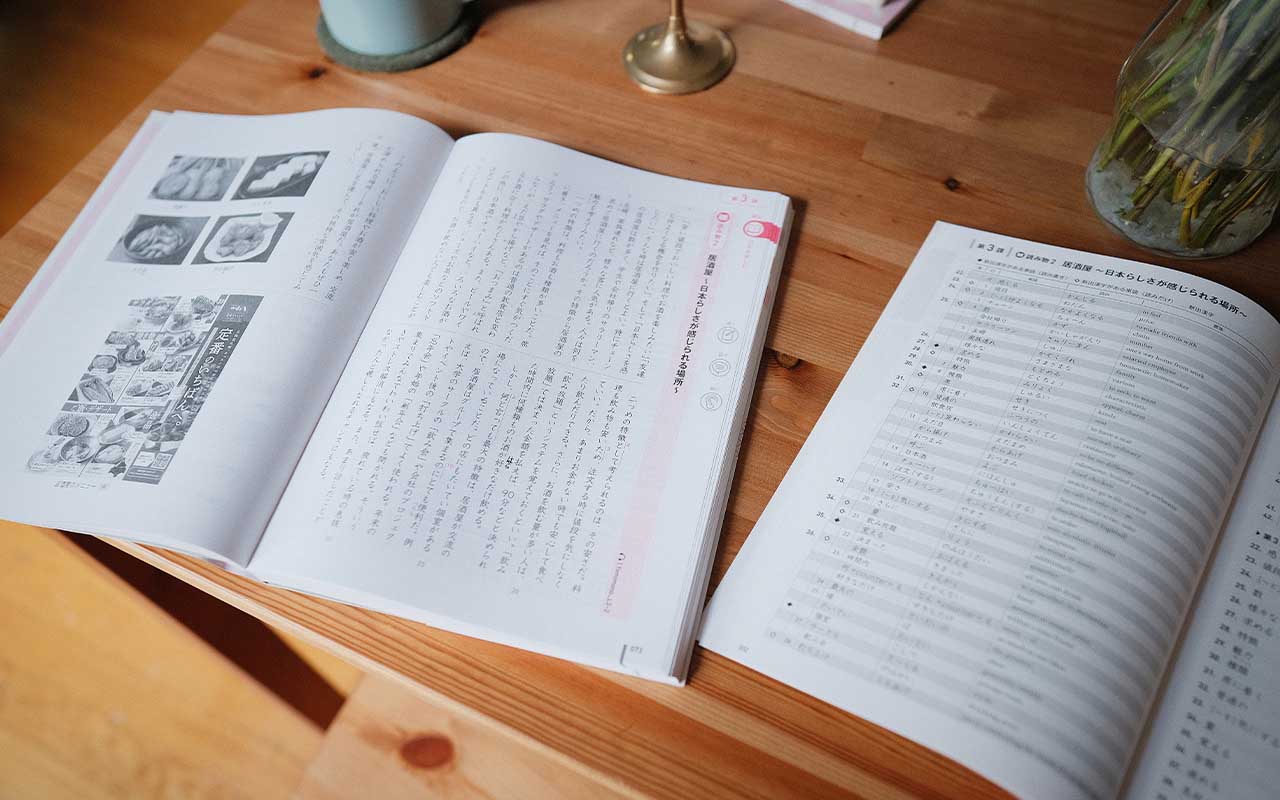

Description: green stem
[1189,173,1276,248]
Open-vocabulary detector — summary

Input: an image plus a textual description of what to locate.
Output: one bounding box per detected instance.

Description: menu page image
[27,293,261,485]
[699,222,1280,800]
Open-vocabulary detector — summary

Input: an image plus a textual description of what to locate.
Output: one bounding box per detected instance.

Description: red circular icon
[742,219,781,243]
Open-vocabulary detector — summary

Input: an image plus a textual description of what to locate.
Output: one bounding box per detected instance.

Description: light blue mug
[320,0,466,58]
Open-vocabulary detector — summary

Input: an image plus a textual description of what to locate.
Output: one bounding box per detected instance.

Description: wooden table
[3,1,1274,797]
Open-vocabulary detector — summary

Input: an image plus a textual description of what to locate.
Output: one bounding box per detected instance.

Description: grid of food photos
[107,150,327,266]
[27,293,262,484]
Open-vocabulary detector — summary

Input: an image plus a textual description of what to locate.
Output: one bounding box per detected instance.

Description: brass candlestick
[622,0,735,94]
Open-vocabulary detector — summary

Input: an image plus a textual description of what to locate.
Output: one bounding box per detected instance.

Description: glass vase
[1086,0,1280,259]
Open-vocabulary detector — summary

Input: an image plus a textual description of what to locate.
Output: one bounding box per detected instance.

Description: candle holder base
[623,17,734,94]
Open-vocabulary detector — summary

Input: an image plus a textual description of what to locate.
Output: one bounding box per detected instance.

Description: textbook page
[251,133,790,680]
[0,109,453,565]
[1125,390,1280,798]
[699,222,1280,799]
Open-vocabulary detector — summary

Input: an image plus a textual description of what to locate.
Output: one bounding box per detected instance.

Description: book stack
[779,0,920,40]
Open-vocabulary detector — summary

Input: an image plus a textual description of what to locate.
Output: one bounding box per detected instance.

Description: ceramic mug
[319,0,464,56]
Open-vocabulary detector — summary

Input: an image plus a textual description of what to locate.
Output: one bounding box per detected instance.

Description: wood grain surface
[0,524,321,799]
[0,0,243,234]
[2,0,1274,797]
[296,675,626,799]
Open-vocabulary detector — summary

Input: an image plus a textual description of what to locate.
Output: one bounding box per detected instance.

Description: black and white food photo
[107,215,208,265]
[195,212,292,264]
[150,155,244,201]
[232,151,327,199]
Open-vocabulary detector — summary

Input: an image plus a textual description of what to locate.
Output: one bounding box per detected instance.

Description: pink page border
[603,201,782,619]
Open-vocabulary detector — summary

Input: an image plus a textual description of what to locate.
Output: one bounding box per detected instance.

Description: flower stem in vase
[1086,0,1280,258]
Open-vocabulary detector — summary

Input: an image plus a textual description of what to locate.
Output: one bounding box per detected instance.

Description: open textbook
[701,222,1280,799]
[0,108,792,685]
